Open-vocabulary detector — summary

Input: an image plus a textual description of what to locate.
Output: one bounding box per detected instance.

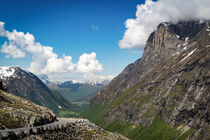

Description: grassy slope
[82,104,195,140]
[104,119,195,140]
[81,104,109,125]
[81,83,195,140]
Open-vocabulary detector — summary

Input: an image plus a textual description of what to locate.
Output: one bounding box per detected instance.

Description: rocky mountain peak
[168,20,206,40]
[88,20,210,139]
[0,66,18,80]
[141,20,207,73]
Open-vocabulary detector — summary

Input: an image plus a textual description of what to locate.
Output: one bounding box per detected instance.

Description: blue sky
[0,0,145,82]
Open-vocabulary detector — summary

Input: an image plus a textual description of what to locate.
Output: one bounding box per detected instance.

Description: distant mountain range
[39,75,110,87]
[39,76,109,103]
[0,66,73,114]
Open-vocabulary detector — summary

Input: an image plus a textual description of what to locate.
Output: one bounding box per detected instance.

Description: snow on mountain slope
[0,66,16,79]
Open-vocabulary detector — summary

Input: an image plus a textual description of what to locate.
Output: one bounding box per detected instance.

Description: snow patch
[162,22,169,27]
[183,46,187,50]
[177,125,190,136]
[175,34,180,39]
[177,44,181,48]
[172,52,180,56]
[0,66,16,79]
[183,42,188,46]
[180,48,197,62]
[58,105,62,109]
[185,37,189,41]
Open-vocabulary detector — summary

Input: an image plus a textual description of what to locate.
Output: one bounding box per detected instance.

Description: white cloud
[0,22,103,74]
[77,52,103,73]
[91,25,99,30]
[41,72,114,83]
[83,73,115,81]
[119,0,210,49]
[1,42,26,58]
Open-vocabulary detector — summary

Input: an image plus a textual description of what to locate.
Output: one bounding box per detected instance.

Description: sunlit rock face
[91,21,210,139]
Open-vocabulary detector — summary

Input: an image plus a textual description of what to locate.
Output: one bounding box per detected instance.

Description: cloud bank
[0,22,103,74]
[119,0,210,49]
[83,73,115,81]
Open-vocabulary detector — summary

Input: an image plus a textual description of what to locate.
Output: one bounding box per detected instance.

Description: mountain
[46,80,103,103]
[0,80,56,129]
[0,66,72,114]
[82,21,210,140]
[0,81,128,140]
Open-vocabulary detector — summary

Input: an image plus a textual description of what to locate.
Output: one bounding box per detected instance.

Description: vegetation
[50,88,97,118]
[0,111,24,129]
[82,102,195,140]
[103,117,195,140]
[81,104,109,125]
[112,84,139,107]
[55,103,89,118]
[50,85,101,117]
[56,109,80,118]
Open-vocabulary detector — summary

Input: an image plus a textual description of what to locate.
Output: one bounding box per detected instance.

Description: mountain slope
[83,21,210,140]
[0,67,72,113]
[0,81,56,129]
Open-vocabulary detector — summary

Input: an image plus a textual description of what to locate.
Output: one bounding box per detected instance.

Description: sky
[0,0,210,82]
[0,0,144,82]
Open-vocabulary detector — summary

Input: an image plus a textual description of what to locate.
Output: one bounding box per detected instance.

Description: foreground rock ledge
[0,118,129,140]
[0,89,56,129]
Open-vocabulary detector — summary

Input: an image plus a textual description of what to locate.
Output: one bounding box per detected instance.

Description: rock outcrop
[0,89,56,130]
[87,21,210,140]
[1,118,128,140]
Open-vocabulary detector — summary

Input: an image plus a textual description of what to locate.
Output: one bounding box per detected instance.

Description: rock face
[0,67,72,112]
[0,89,56,130]
[89,21,210,139]
[0,80,5,91]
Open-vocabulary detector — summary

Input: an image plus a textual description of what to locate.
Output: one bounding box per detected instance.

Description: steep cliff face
[0,87,56,129]
[0,67,72,113]
[92,21,205,105]
[85,21,210,140]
